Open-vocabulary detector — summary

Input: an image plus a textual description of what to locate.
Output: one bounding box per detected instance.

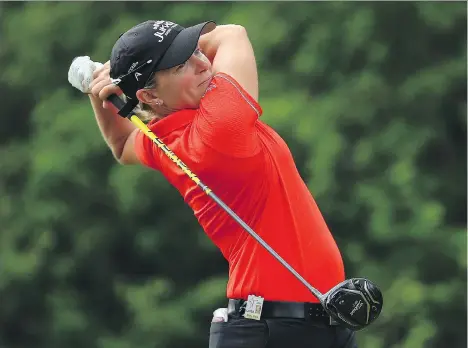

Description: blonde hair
[135,72,162,123]
[135,103,160,123]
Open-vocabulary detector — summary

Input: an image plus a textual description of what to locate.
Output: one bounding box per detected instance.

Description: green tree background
[0,2,466,348]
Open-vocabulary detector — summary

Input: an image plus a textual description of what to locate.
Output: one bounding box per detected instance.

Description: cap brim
[156,21,216,71]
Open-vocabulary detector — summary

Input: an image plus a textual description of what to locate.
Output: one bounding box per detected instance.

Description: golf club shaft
[108,94,324,301]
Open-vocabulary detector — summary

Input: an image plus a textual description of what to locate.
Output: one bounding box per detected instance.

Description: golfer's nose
[192,54,210,73]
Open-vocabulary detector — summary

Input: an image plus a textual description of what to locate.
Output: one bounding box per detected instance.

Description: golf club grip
[108,94,125,111]
[104,93,325,302]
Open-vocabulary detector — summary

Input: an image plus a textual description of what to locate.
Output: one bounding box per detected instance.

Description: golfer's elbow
[111,140,126,164]
[117,153,137,165]
[200,25,248,60]
[226,24,246,33]
[112,129,139,165]
[220,25,248,41]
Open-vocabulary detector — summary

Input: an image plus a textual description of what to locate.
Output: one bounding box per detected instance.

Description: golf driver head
[323,278,383,331]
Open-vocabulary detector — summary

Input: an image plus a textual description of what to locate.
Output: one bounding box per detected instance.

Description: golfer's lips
[198,76,213,87]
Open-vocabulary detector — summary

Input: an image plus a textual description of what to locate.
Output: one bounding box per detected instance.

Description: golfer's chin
[192,91,209,107]
[199,80,213,98]
[182,87,211,109]
[181,97,202,110]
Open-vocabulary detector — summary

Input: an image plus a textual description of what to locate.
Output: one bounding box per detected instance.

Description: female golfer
[87,19,357,348]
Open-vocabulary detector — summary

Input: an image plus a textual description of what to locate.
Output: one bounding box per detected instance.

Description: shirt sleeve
[133,124,162,171]
[194,73,263,158]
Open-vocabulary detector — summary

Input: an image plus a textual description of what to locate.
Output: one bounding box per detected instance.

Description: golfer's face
[156,47,212,109]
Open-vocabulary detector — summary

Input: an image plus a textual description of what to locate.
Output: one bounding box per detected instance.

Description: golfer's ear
[136,89,155,104]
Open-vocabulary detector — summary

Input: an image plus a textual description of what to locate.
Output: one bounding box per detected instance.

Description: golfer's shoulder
[201,73,262,118]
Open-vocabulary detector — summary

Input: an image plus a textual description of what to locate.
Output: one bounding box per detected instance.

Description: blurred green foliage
[0,2,466,348]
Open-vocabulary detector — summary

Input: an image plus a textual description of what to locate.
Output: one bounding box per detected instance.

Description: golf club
[69,57,383,331]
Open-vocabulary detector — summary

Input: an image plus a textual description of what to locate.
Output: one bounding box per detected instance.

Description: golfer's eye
[176,62,186,71]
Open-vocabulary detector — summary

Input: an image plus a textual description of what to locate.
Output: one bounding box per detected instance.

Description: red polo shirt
[134,73,345,303]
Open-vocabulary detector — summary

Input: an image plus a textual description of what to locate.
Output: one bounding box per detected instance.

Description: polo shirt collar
[147,108,196,136]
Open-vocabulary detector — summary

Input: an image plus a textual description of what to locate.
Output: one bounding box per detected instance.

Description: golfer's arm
[199,24,258,101]
[89,95,139,164]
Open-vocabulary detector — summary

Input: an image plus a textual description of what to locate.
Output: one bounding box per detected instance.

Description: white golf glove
[68,56,103,93]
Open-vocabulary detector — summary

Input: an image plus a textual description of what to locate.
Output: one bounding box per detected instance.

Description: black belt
[227,299,339,326]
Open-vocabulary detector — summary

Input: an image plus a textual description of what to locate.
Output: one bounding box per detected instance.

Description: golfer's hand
[68,56,103,94]
[89,61,123,108]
